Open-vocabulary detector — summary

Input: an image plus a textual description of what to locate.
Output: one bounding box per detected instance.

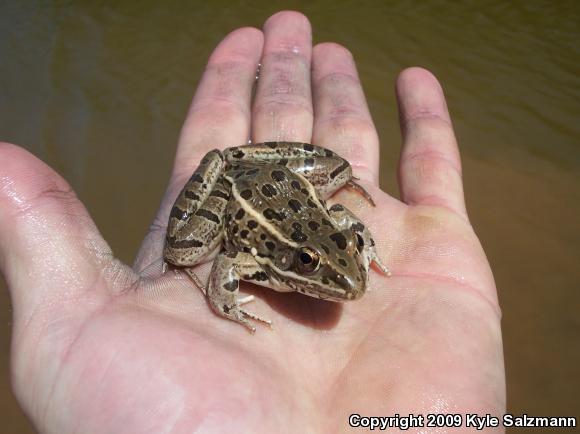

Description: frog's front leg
[224,142,373,203]
[164,150,229,275]
[208,250,272,333]
[328,203,390,280]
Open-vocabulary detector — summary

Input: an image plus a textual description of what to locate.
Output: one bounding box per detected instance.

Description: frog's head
[272,228,368,301]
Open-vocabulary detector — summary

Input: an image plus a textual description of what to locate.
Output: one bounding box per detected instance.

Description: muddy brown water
[0,2,578,432]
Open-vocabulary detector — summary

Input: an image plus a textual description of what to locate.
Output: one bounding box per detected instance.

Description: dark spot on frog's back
[338,258,347,267]
[185,190,200,201]
[240,189,253,199]
[277,158,288,166]
[232,150,245,159]
[265,241,276,250]
[330,232,347,250]
[288,199,302,213]
[303,143,314,152]
[209,189,229,200]
[235,208,245,220]
[247,220,258,229]
[223,280,239,292]
[261,184,278,197]
[240,229,249,239]
[190,173,204,183]
[291,231,308,242]
[169,206,187,220]
[330,160,350,179]
[291,180,301,190]
[195,208,220,224]
[263,208,285,221]
[168,237,203,248]
[329,204,344,212]
[266,142,278,149]
[271,170,286,182]
[308,221,320,231]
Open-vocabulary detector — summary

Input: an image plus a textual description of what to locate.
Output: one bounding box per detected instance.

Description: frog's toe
[347,179,376,206]
[236,316,257,334]
[238,294,255,306]
[241,308,273,328]
[372,255,391,276]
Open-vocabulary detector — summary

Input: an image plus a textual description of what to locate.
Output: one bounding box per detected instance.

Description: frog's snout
[330,268,366,300]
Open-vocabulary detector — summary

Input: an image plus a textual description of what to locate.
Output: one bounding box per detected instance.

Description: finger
[311,42,380,185]
[0,143,131,339]
[174,27,264,177]
[396,67,466,217]
[134,27,263,272]
[252,11,313,142]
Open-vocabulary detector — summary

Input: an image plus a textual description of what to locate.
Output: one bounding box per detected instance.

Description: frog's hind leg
[207,251,272,333]
[164,149,228,269]
[223,142,373,204]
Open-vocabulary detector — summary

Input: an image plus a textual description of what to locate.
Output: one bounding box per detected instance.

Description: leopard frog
[163,142,389,332]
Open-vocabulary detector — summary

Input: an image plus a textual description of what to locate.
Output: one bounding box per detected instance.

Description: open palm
[1,12,504,434]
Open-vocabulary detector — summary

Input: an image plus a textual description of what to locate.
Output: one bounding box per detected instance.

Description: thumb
[0,143,134,386]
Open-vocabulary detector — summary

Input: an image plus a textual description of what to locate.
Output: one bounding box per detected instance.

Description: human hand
[0,11,504,433]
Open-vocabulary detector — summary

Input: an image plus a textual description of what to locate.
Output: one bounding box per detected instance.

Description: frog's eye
[296,247,320,274]
[355,233,364,253]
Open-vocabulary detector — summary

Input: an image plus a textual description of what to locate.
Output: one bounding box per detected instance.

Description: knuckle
[253,98,313,119]
[404,150,463,177]
[323,115,376,138]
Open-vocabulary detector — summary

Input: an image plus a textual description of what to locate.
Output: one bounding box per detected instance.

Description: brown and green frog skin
[163,142,389,332]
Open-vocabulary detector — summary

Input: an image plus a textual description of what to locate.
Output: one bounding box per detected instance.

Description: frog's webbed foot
[224,142,362,199]
[208,251,273,333]
[215,293,272,334]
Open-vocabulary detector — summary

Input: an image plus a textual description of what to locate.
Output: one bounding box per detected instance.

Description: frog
[163,142,390,332]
